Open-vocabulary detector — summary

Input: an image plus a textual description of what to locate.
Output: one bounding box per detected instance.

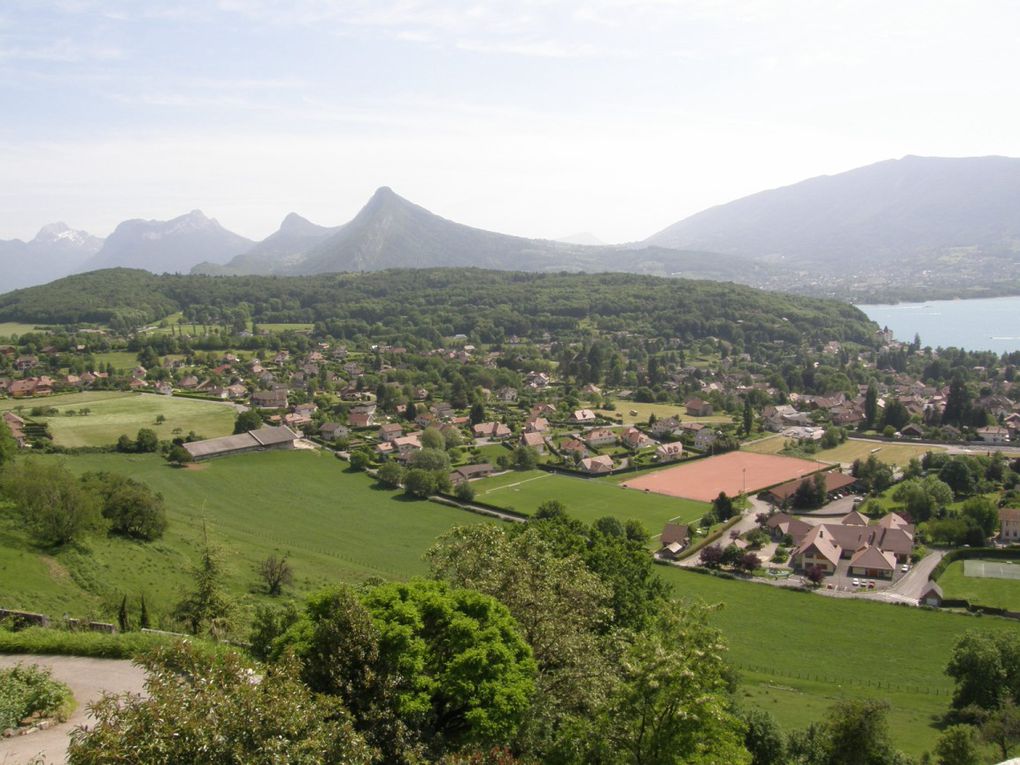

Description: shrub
[0,664,74,730]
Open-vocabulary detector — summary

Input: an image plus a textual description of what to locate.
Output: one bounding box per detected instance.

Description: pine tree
[139,594,151,629]
[118,595,130,633]
[742,397,753,435]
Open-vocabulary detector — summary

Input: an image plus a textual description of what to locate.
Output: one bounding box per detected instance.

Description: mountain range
[5,155,1020,299]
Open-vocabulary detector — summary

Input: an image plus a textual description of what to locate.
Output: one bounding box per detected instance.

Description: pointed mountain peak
[32,221,98,246]
[279,212,317,234]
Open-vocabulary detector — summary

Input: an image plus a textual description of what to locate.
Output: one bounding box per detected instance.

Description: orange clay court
[621,451,829,503]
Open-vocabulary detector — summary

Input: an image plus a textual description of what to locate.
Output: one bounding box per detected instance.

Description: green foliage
[959,496,998,539]
[376,461,405,489]
[946,630,1020,711]
[0,626,224,660]
[0,664,74,730]
[511,445,538,471]
[404,468,438,498]
[787,698,910,765]
[892,476,953,522]
[257,553,294,596]
[1,459,101,545]
[713,491,735,521]
[134,427,159,453]
[347,450,371,471]
[67,642,373,764]
[0,419,16,467]
[83,471,167,541]
[174,539,232,636]
[233,409,263,434]
[273,580,537,762]
[933,724,980,765]
[454,480,475,502]
[166,444,192,465]
[742,708,785,765]
[421,426,446,450]
[852,454,894,494]
[410,447,451,473]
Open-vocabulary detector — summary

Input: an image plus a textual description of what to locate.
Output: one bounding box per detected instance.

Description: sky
[2,0,1019,244]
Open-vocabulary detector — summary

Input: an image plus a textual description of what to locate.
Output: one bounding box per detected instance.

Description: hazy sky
[2,0,1019,243]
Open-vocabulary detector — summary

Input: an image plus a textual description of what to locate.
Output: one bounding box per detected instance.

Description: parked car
[900,564,909,573]
[867,580,876,589]
[852,577,861,587]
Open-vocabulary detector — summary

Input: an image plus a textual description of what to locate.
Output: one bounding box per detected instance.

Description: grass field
[0,391,237,447]
[0,322,51,337]
[92,351,144,371]
[595,400,734,427]
[472,469,708,532]
[257,322,315,333]
[939,559,1020,611]
[659,566,1016,756]
[0,450,488,627]
[743,436,944,467]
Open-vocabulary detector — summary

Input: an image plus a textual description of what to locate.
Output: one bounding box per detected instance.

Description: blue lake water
[859,295,1020,354]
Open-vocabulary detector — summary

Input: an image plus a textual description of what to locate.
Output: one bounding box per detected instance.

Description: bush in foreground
[0,663,74,730]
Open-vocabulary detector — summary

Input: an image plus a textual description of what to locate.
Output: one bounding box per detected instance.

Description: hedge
[930,545,1020,581]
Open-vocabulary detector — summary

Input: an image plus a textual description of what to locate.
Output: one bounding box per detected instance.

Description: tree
[1,459,100,546]
[587,607,750,764]
[233,409,263,434]
[421,426,446,450]
[738,551,761,573]
[276,580,536,761]
[377,461,405,489]
[116,433,135,453]
[742,397,753,435]
[960,496,998,539]
[934,724,980,765]
[85,473,167,541]
[348,450,371,471]
[134,428,159,453]
[939,460,977,499]
[404,468,438,498]
[257,553,294,596]
[743,708,786,765]
[117,595,130,633]
[864,383,878,428]
[943,376,972,426]
[512,446,539,471]
[470,402,486,426]
[700,544,724,568]
[981,700,1020,761]
[946,631,1020,711]
[0,419,16,467]
[454,481,475,502]
[805,564,826,586]
[881,399,910,431]
[713,491,735,521]
[174,537,232,636]
[67,642,373,764]
[139,594,150,629]
[819,698,907,765]
[166,444,192,466]
[410,447,451,473]
[426,524,613,756]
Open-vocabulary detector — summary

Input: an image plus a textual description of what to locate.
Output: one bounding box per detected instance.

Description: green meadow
[472,469,708,531]
[0,450,488,626]
[659,566,1017,756]
[0,322,51,338]
[0,391,236,447]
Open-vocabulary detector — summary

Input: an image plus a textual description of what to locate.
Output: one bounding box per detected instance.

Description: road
[0,655,146,765]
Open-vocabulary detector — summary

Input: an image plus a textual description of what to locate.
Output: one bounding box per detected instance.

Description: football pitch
[963,559,1020,580]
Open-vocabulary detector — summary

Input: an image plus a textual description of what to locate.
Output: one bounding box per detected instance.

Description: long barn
[183,425,300,461]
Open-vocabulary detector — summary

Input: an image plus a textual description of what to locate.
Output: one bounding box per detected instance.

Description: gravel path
[0,655,146,765]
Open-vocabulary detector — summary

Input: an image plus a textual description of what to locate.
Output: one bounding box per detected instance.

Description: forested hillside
[0,268,878,350]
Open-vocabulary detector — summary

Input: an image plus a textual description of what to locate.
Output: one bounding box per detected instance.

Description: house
[840,510,869,526]
[570,409,597,424]
[450,463,494,485]
[791,526,841,574]
[497,387,518,403]
[693,429,718,451]
[560,439,588,459]
[349,410,376,428]
[179,375,200,389]
[685,398,713,417]
[848,545,897,579]
[473,422,512,440]
[660,522,690,548]
[319,423,350,441]
[919,581,944,607]
[392,434,423,460]
[520,431,546,453]
[378,423,404,442]
[656,442,684,462]
[766,513,814,544]
[585,428,617,448]
[1000,508,1020,542]
[900,423,924,439]
[761,472,857,506]
[252,389,288,409]
[977,426,1010,444]
[649,417,682,438]
[580,455,614,474]
[525,417,549,433]
[531,403,557,418]
[621,427,653,450]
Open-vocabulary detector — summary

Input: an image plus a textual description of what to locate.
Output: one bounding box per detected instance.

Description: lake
[859,295,1020,354]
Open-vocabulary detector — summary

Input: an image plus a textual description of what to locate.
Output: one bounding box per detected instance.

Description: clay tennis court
[621,451,827,502]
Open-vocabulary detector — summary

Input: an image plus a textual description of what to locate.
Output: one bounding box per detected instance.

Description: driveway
[0,654,146,765]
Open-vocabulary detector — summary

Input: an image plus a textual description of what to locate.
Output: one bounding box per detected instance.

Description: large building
[183,425,300,461]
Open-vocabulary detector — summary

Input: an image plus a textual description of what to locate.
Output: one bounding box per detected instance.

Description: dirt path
[0,655,146,765]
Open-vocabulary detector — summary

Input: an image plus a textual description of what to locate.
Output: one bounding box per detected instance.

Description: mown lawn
[0,450,488,627]
[0,322,51,337]
[938,559,1020,611]
[596,399,734,427]
[659,566,1017,757]
[91,351,144,371]
[743,436,944,467]
[472,469,708,532]
[0,391,237,447]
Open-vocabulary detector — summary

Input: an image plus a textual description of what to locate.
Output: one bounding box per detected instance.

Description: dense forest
[0,268,878,351]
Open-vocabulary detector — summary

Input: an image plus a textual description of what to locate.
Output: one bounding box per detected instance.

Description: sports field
[0,391,236,447]
[743,435,944,466]
[471,469,708,530]
[621,451,827,502]
[939,559,1020,611]
[0,450,488,625]
[595,400,732,426]
[659,566,1017,756]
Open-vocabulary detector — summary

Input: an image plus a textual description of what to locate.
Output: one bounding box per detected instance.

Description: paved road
[887,549,945,601]
[0,655,146,765]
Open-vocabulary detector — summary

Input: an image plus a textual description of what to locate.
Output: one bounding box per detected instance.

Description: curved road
[0,655,146,765]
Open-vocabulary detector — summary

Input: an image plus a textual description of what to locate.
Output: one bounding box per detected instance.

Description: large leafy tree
[0,419,16,467]
[427,524,613,755]
[273,580,536,763]
[946,631,1020,711]
[1,459,100,545]
[67,642,373,764]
